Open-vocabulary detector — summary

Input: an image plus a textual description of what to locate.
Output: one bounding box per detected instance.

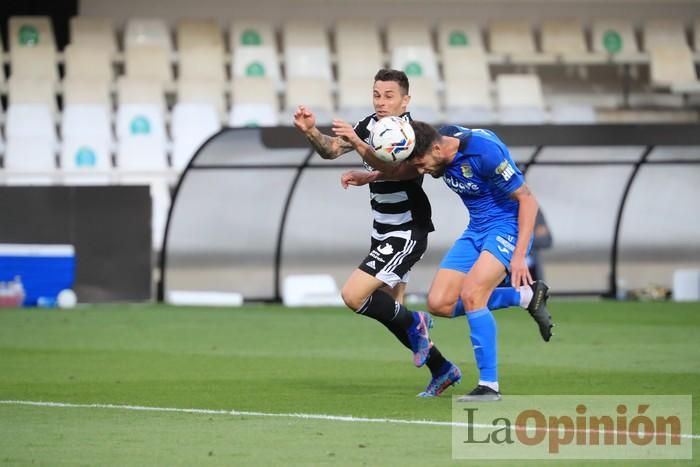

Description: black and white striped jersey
[353,112,434,241]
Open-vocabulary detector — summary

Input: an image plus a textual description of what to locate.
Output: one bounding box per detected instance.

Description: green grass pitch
[0,300,698,466]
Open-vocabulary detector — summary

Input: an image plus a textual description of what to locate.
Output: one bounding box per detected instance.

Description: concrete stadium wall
[80,0,700,28]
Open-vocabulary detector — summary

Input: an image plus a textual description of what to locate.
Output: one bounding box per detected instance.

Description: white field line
[1,399,699,440]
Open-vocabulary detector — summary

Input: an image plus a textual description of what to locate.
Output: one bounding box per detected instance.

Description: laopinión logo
[452,395,692,460]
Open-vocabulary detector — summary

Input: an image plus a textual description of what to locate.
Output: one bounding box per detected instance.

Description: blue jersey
[438,125,524,232]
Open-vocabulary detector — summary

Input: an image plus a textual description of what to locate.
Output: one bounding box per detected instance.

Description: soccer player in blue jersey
[343,121,553,401]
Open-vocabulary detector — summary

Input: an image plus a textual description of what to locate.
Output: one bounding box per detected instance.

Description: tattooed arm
[293,105,354,159]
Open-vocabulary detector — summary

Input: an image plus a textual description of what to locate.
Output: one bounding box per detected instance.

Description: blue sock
[466,307,497,383]
[452,288,520,317]
[488,288,520,310]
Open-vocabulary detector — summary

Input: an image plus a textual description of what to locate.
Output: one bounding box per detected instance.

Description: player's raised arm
[293,105,354,160]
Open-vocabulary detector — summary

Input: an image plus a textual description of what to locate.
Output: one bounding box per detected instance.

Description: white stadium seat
[229,77,279,127]
[116,104,168,171]
[5,104,57,183]
[61,104,113,183]
[171,103,221,171]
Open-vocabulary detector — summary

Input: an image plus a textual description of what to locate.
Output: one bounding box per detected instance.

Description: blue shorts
[440,225,532,274]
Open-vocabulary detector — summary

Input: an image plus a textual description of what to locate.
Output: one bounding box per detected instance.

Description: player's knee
[426,294,455,317]
[340,286,366,312]
[461,285,489,311]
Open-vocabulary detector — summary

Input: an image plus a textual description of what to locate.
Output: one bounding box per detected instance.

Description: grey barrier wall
[0,185,153,302]
[161,125,700,302]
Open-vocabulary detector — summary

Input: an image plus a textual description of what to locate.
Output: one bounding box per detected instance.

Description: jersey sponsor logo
[496,160,516,181]
[365,260,376,269]
[444,174,479,194]
[460,164,473,178]
[377,243,394,255]
[369,250,387,263]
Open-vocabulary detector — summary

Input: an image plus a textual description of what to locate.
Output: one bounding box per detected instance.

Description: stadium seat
[649,46,700,93]
[442,49,495,123]
[10,46,58,82]
[336,47,383,81]
[60,104,113,184]
[643,19,688,51]
[386,19,432,50]
[541,18,606,64]
[63,45,113,83]
[5,104,58,183]
[489,19,555,64]
[445,78,496,124]
[177,78,226,121]
[231,46,281,85]
[8,77,56,111]
[9,16,56,50]
[176,18,223,50]
[117,77,165,110]
[390,47,439,80]
[124,45,173,86]
[442,48,490,83]
[283,20,329,48]
[229,77,279,127]
[178,46,226,83]
[63,79,111,109]
[337,77,374,123]
[171,103,221,171]
[124,18,172,52]
[229,20,276,49]
[283,21,332,80]
[406,77,442,124]
[285,78,334,125]
[592,19,646,63]
[335,19,382,53]
[69,16,117,54]
[496,74,547,123]
[285,46,333,80]
[116,104,168,171]
[437,20,485,54]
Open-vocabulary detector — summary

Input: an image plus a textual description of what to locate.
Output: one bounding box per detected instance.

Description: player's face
[373,80,409,118]
[410,146,447,178]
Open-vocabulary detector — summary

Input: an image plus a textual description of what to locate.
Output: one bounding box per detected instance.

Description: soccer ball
[369,116,415,163]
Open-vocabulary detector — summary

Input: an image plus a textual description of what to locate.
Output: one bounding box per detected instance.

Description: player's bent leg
[341,269,385,311]
[342,269,432,367]
[425,268,466,317]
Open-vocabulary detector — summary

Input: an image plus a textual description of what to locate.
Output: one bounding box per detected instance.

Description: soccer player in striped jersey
[364,121,554,401]
[293,69,462,397]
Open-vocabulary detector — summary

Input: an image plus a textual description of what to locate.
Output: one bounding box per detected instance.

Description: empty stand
[285,77,334,125]
[489,19,555,64]
[496,74,547,123]
[437,21,485,54]
[171,103,221,170]
[69,16,117,54]
[229,77,279,127]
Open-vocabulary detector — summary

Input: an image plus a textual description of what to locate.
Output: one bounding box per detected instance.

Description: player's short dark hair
[409,121,440,160]
[374,69,409,95]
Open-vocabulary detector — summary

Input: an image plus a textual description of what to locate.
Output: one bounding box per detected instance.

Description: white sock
[479,380,499,392]
[519,285,533,308]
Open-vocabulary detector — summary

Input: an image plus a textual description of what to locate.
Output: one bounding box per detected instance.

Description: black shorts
[357,235,428,287]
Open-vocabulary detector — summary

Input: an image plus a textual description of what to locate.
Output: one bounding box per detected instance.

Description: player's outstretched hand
[293,105,316,133]
[332,119,363,147]
[510,254,533,288]
[341,170,380,189]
